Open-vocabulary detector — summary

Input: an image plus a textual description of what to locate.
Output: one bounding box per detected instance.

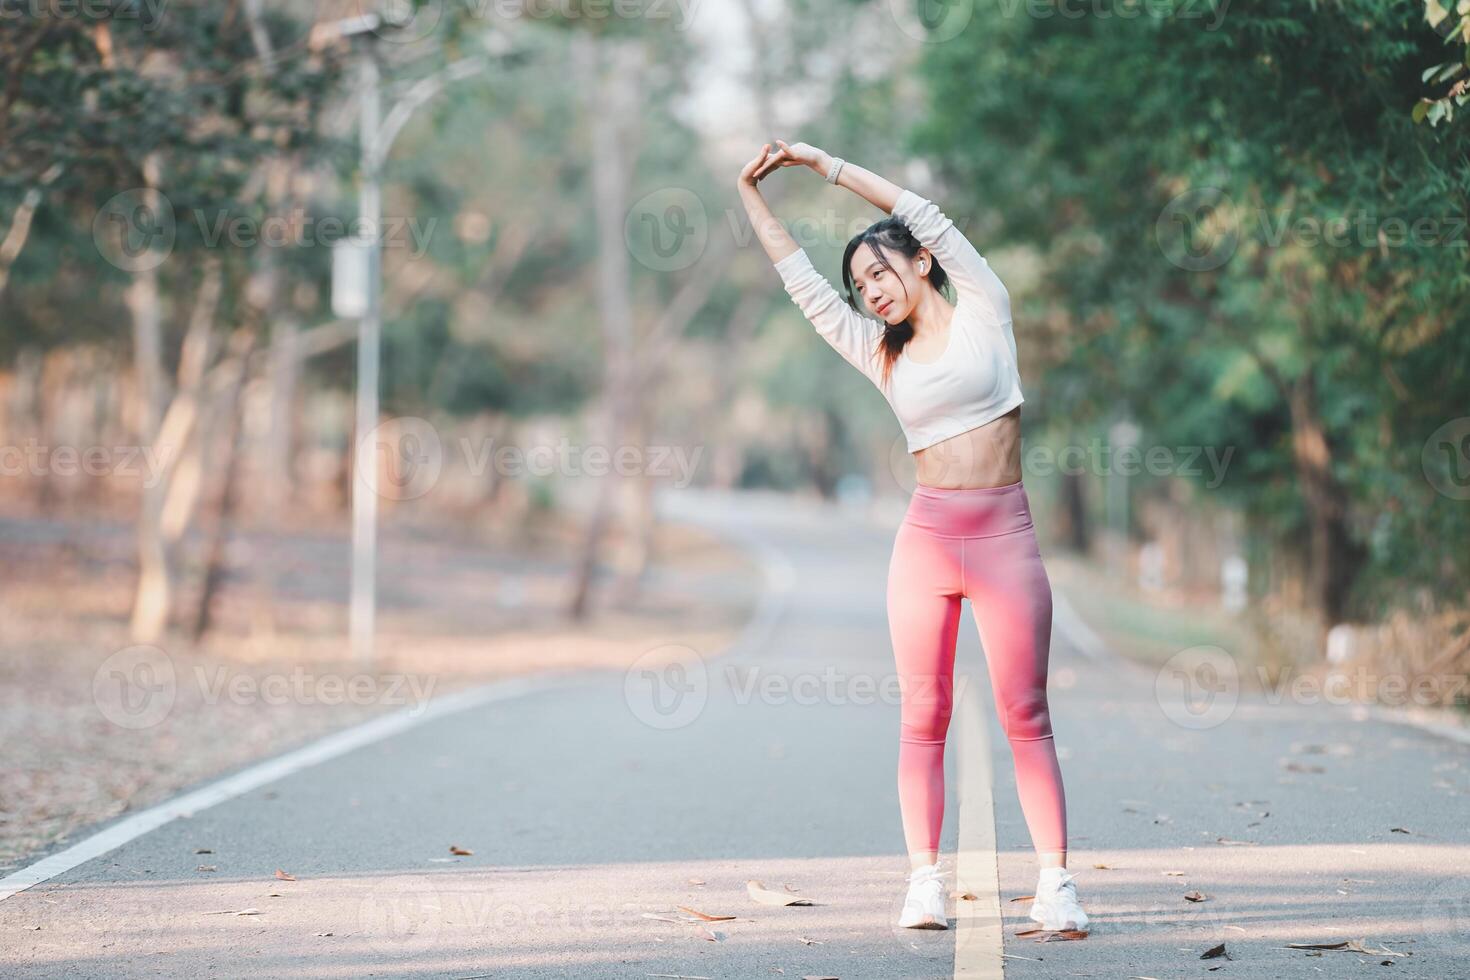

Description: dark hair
[839,217,952,389]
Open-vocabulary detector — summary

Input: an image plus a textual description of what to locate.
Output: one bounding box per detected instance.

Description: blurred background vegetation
[1,0,1467,698]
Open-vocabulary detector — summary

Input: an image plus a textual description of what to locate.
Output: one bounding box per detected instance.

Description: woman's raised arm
[761,141,1011,331]
[736,144,801,265]
[737,144,888,388]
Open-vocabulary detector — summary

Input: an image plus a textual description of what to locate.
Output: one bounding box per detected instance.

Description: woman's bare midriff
[912,405,1023,489]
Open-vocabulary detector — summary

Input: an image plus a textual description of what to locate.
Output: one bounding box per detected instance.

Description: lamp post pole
[349,45,384,666]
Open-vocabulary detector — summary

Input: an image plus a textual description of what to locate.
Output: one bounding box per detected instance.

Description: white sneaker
[1028,867,1089,931]
[897,861,950,929]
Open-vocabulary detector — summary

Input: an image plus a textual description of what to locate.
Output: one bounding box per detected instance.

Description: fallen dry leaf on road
[1014,927,1088,941]
[1184,891,1210,903]
[1215,837,1257,846]
[1284,939,1405,956]
[678,904,737,921]
[747,880,814,907]
[1201,942,1231,959]
[449,845,474,855]
[274,869,296,881]
[1282,761,1325,773]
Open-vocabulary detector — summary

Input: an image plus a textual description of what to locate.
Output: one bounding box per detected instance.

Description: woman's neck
[908,286,956,338]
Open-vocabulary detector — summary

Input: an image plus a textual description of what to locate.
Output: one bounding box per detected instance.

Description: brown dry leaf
[687,878,706,885]
[1092,863,1113,870]
[1201,942,1231,959]
[274,869,296,881]
[1184,891,1210,903]
[449,845,474,855]
[958,892,977,901]
[747,880,814,907]
[1162,870,1186,876]
[1009,894,1036,904]
[678,904,738,921]
[1282,761,1325,773]
[1015,927,1088,941]
[1285,939,1404,956]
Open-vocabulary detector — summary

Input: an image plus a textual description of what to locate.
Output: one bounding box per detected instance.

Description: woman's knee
[899,675,956,743]
[1002,687,1053,741]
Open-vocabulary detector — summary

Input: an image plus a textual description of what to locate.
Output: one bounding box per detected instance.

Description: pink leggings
[887,479,1067,857]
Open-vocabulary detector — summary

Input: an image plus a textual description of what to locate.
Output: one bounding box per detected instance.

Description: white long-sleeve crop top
[771,188,1024,453]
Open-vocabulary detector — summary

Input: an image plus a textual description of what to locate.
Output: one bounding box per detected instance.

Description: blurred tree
[908,0,1470,625]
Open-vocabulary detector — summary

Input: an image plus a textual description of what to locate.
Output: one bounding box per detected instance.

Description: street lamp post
[350,46,385,666]
[313,14,512,666]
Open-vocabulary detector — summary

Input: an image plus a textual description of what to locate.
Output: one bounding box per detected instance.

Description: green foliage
[905,0,1470,614]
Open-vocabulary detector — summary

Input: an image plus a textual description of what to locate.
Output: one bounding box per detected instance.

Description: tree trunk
[1286,372,1364,624]
[1060,444,1091,553]
[191,329,257,641]
[567,33,643,622]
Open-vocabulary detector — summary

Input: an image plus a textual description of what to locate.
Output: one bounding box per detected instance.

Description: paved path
[1,487,1467,978]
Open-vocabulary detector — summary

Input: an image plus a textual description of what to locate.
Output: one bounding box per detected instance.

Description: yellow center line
[954,669,1006,978]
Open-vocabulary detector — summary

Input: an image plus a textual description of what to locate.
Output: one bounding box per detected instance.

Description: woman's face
[849,242,930,324]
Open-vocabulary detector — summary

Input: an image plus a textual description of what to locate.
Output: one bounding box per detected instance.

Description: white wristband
[824,155,845,184]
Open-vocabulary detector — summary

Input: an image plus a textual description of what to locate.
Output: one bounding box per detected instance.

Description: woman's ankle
[1037,849,1067,870]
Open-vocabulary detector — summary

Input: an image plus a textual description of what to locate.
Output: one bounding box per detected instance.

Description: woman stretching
[735,141,1089,933]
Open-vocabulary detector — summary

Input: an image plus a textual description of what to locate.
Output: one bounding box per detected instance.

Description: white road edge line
[0,509,794,906]
[0,672,564,903]
[954,669,1005,980]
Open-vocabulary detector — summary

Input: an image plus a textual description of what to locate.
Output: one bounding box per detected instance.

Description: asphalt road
[2,486,1467,979]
